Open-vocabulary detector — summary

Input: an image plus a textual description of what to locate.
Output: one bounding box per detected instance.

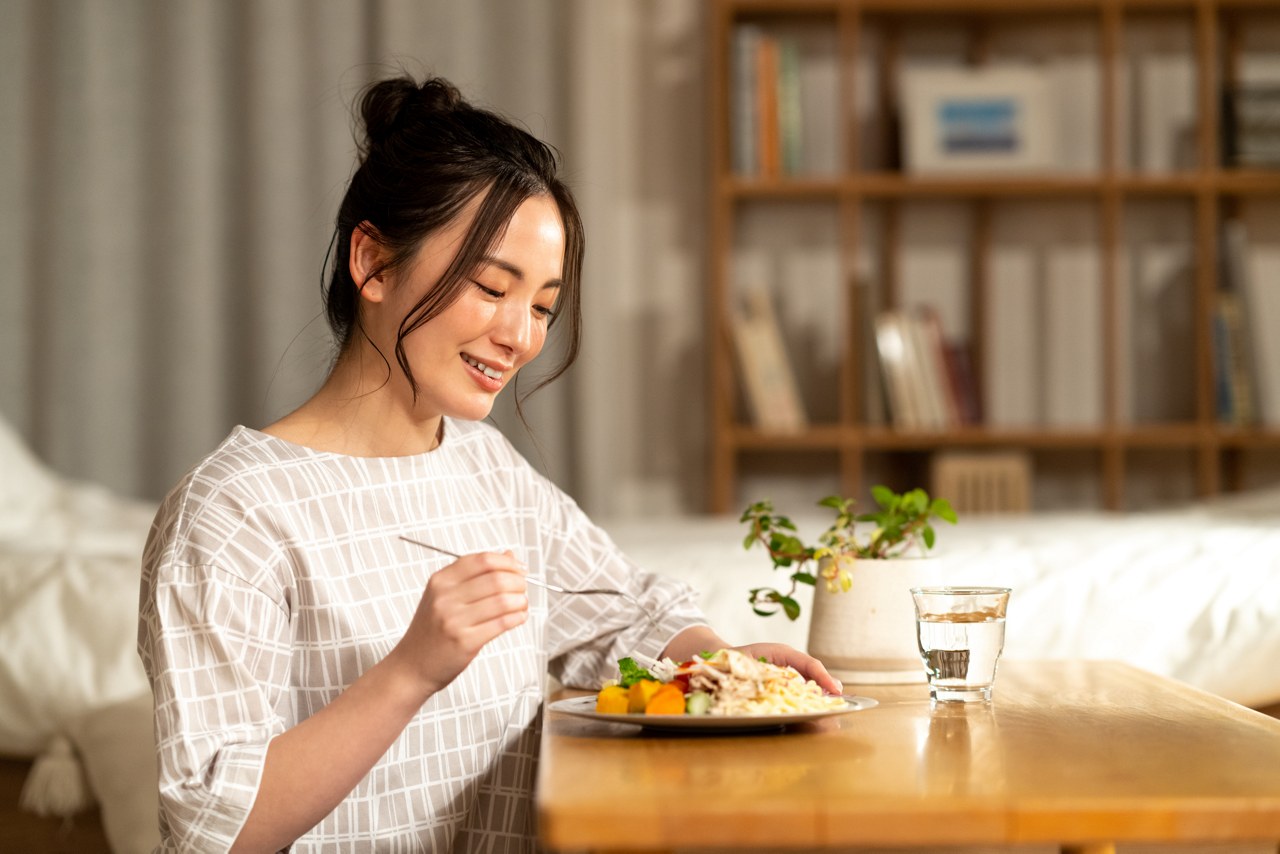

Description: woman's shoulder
[149,427,315,558]
[143,427,298,601]
[162,426,310,511]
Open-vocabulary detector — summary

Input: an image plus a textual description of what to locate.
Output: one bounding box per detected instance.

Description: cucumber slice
[685,691,712,716]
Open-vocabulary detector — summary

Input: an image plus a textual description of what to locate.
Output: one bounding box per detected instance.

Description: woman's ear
[349,223,388,303]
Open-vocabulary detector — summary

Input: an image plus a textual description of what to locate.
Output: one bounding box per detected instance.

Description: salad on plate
[594,648,846,717]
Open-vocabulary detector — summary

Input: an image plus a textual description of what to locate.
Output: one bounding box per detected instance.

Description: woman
[138,76,839,854]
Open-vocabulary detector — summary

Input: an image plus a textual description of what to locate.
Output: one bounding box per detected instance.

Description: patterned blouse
[137,419,707,853]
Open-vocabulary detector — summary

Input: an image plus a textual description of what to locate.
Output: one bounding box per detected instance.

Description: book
[1044,245,1103,427]
[778,37,803,176]
[1221,220,1260,426]
[1211,293,1256,426]
[799,33,839,175]
[1212,300,1235,423]
[1245,245,1280,427]
[756,35,781,179]
[730,287,808,433]
[875,312,919,429]
[903,314,948,429]
[918,307,962,429]
[946,344,982,425]
[986,246,1040,427]
[732,25,761,175]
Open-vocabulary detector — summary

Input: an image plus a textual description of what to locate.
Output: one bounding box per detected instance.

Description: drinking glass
[910,587,1011,702]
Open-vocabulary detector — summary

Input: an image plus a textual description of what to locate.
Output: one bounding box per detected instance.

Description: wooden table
[537,661,1280,852]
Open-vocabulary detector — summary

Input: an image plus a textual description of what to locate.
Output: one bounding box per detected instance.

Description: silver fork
[399,536,658,625]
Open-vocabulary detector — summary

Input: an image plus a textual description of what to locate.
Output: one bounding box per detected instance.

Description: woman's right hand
[391,550,529,697]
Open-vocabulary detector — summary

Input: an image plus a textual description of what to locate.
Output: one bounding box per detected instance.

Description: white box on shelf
[901,66,1056,175]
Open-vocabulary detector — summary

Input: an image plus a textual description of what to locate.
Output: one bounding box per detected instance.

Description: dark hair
[325,75,583,408]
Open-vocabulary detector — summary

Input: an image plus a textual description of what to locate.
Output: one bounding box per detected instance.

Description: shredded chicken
[678,649,844,716]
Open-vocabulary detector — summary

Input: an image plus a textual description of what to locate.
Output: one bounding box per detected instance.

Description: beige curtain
[0,0,707,518]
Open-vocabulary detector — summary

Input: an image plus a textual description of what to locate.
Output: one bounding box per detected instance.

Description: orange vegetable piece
[627,679,663,713]
[644,684,686,715]
[595,685,629,714]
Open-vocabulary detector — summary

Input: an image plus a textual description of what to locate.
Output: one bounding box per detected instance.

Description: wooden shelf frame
[707,0,1280,513]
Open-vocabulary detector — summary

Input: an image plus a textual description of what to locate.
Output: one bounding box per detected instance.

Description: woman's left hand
[733,643,843,696]
[661,627,843,696]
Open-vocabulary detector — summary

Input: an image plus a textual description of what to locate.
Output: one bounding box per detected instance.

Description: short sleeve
[531,473,710,689]
[139,562,291,852]
[138,470,294,854]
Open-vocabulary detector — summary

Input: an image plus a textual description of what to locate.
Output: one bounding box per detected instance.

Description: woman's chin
[442,394,499,423]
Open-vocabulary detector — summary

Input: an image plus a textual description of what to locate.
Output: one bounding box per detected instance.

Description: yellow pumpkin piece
[595,685,629,715]
[627,679,663,713]
[644,684,686,716]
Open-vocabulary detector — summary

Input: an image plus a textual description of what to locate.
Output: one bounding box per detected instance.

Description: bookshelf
[707,0,1280,513]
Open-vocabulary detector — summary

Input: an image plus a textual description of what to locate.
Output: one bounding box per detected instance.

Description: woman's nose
[492,300,533,355]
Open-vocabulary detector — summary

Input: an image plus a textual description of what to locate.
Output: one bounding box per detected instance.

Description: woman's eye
[475,282,503,298]
[534,305,555,319]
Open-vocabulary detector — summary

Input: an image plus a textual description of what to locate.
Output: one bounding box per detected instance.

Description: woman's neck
[260,349,443,458]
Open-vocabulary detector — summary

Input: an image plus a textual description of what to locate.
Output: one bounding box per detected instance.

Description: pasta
[683,649,846,716]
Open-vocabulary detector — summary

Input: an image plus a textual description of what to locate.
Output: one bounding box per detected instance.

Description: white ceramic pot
[806,556,942,684]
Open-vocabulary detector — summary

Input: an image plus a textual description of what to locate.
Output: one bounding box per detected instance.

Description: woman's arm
[229,551,528,854]
[661,626,844,696]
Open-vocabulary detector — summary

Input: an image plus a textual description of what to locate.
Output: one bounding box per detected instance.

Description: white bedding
[0,419,155,755]
[2,410,1279,758]
[603,491,1280,709]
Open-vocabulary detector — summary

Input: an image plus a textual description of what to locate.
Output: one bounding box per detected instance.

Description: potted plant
[741,486,958,684]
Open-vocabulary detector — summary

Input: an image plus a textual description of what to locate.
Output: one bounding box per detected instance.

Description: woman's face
[372,194,565,422]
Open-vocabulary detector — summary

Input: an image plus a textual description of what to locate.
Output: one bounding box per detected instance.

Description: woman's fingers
[736,643,844,696]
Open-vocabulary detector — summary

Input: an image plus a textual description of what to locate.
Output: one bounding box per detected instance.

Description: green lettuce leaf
[617,657,655,688]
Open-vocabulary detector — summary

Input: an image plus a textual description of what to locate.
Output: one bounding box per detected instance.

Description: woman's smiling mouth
[461,353,506,390]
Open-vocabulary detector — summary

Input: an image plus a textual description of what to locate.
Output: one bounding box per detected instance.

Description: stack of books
[874,309,980,431]
[1215,219,1280,427]
[731,25,838,178]
[1223,86,1280,168]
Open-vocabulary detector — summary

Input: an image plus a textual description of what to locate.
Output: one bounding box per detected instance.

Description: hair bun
[359,76,464,153]
[415,78,463,115]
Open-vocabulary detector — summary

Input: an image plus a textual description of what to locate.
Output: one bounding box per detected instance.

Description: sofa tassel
[19,734,92,818]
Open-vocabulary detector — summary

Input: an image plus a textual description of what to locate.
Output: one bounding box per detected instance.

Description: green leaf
[934,498,958,524]
[775,517,797,531]
[777,595,802,621]
[871,485,895,508]
[855,513,879,523]
[752,606,777,617]
[818,495,844,510]
[617,657,655,688]
[742,531,757,551]
[907,489,928,515]
[697,650,716,660]
[791,572,816,586]
[759,655,769,663]
[922,525,935,549]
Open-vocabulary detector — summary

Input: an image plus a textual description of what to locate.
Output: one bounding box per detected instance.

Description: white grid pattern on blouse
[138,418,707,853]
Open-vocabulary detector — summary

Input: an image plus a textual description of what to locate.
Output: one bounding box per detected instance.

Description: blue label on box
[938,98,1019,153]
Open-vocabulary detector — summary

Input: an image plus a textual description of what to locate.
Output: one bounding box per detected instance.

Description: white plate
[547,694,878,733]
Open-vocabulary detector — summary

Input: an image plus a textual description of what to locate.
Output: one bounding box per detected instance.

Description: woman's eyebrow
[482,256,562,289]
[482,256,524,280]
